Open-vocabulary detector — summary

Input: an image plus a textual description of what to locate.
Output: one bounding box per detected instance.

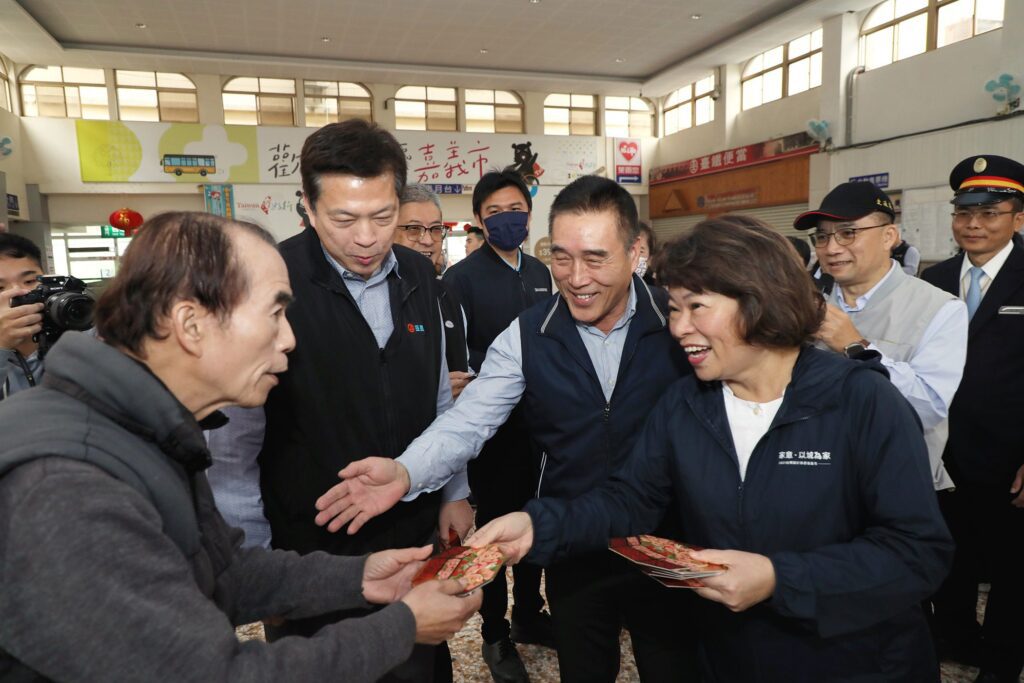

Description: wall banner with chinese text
[650,132,817,186]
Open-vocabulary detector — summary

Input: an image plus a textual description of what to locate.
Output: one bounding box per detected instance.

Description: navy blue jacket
[527,346,953,681]
[518,276,689,500]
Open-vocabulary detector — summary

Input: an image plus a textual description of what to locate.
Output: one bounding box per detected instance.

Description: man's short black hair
[472,171,532,217]
[548,175,639,250]
[300,119,408,210]
[466,226,485,238]
[0,233,43,269]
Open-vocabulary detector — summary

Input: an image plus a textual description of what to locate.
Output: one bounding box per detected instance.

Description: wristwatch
[843,338,872,359]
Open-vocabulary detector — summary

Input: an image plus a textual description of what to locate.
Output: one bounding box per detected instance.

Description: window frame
[543,93,599,136]
[741,29,823,110]
[663,75,716,136]
[19,65,110,120]
[464,89,524,134]
[222,76,297,126]
[115,70,198,123]
[303,80,373,127]
[393,85,458,132]
[0,59,10,112]
[603,96,655,138]
[861,0,1004,70]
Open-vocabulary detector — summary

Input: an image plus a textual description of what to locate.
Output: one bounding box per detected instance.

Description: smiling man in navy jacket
[315,176,696,682]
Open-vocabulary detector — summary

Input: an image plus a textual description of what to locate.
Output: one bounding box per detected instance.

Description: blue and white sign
[849,172,889,189]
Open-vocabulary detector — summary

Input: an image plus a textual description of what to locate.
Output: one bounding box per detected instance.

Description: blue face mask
[483,211,530,251]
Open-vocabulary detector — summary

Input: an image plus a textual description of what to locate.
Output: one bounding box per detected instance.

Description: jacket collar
[683,346,885,457]
[538,275,667,388]
[42,332,212,472]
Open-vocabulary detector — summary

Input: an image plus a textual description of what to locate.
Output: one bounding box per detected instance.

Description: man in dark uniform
[439,170,553,682]
[922,154,1024,683]
[256,120,468,682]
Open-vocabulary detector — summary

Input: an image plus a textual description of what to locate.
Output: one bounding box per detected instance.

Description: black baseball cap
[949,155,1024,206]
[793,181,896,231]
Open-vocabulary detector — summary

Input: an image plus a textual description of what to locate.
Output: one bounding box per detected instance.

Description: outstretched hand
[688,548,776,612]
[362,545,432,604]
[402,579,483,644]
[314,457,411,534]
[465,511,534,564]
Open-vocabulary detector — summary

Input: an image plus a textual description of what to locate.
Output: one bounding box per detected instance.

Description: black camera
[11,274,95,356]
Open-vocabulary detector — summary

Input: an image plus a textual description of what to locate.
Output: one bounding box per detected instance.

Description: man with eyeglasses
[794,181,968,493]
[395,184,473,402]
[921,155,1024,683]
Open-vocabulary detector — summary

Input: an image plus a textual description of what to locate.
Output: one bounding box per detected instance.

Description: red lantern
[108,208,144,236]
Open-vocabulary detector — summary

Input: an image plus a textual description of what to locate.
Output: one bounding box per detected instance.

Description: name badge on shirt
[998,306,1024,315]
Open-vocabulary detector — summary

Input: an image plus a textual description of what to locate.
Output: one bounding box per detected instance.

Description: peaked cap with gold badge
[949,154,1024,206]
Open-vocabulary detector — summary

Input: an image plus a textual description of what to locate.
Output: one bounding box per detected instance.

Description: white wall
[851,29,1003,144]
[0,105,25,219]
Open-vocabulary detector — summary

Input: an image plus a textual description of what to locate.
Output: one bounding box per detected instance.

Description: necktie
[965,266,985,320]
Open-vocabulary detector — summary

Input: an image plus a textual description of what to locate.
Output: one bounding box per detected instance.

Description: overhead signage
[650,132,817,185]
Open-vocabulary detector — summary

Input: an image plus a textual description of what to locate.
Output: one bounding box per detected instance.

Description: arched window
[304,81,372,127]
[741,29,822,110]
[862,0,1003,71]
[0,60,11,112]
[116,71,198,122]
[543,93,597,136]
[604,96,654,138]
[20,65,109,119]
[223,77,295,126]
[393,86,457,131]
[663,75,715,136]
[465,89,523,134]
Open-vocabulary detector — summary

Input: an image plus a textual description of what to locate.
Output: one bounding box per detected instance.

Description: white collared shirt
[959,238,1016,299]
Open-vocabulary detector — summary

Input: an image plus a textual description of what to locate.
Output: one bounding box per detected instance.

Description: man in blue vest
[315,175,696,682]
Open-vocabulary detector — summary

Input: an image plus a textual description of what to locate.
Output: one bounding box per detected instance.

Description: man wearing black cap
[921,155,1024,683]
[794,182,968,494]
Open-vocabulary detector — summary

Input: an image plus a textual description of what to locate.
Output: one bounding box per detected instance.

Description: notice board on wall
[898,187,959,262]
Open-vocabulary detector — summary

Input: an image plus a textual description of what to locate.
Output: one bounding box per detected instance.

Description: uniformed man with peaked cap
[922,154,1024,683]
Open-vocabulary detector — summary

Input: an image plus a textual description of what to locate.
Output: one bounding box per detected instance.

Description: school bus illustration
[161,154,216,177]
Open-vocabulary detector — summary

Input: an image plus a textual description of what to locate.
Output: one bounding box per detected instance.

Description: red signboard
[650,132,818,186]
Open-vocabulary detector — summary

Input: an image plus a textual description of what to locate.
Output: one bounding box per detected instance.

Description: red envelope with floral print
[413,544,506,595]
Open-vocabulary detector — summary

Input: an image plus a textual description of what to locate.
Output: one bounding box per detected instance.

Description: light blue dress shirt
[207,248,467,547]
[399,283,639,498]
[834,260,968,431]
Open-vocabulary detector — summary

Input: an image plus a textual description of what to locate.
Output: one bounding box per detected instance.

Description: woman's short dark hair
[95,212,276,356]
[300,119,407,210]
[657,215,825,348]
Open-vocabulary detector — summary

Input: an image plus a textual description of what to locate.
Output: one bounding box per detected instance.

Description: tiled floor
[238,574,998,681]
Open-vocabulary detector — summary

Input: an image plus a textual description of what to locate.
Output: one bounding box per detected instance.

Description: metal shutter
[652,203,808,244]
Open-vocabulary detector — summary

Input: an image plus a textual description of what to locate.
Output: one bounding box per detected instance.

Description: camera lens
[46,292,95,331]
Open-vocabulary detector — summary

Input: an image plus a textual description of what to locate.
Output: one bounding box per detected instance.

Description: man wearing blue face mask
[438,170,553,682]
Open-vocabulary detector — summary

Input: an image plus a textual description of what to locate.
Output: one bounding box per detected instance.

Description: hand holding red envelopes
[610,535,727,588]
[413,543,507,595]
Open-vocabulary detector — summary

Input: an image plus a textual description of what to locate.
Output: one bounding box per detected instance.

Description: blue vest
[518,276,689,499]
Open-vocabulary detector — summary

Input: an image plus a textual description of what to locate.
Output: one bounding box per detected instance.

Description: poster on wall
[75,121,605,191]
[650,132,817,185]
[203,184,235,218]
[613,138,642,184]
[232,185,304,243]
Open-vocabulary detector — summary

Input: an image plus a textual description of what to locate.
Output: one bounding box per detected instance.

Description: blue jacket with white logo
[526,345,952,681]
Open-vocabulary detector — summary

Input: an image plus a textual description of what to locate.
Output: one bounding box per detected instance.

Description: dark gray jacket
[0,332,416,682]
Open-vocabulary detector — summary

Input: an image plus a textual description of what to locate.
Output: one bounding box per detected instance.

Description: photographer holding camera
[0,234,45,399]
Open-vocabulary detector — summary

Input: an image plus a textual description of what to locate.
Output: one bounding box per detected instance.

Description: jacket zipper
[378,349,400,457]
[535,451,548,497]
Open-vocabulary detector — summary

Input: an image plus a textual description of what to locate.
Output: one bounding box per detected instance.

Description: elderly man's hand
[361,546,432,604]
[314,457,411,534]
[402,579,483,644]
[815,303,864,353]
[465,511,534,565]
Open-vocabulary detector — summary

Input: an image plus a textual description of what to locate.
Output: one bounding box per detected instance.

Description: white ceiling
[0,0,879,96]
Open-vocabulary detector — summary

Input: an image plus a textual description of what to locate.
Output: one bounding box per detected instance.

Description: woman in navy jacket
[471,216,953,682]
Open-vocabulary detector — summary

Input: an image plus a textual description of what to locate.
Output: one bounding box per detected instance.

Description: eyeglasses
[809,223,889,248]
[950,209,1016,225]
[397,223,448,239]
